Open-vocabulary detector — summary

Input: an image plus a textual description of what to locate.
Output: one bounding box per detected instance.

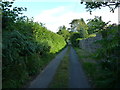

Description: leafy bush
[70,32,81,47]
[33,22,66,53]
[92,24,120,87]
[57,25,70,44]
[2,1,66,88]
[2,31,29,88]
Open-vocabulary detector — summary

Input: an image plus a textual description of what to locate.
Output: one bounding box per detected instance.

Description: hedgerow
[33,22,66,53]
[2,1,66,88]
[92,25,120,87]
[70,32,81,47]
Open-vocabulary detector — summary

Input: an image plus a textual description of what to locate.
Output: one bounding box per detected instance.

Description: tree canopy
[2,1,66,88]
[81,0,120,14]
[57,25,70,43]
[87,16,110,34]
[70,18,88,38]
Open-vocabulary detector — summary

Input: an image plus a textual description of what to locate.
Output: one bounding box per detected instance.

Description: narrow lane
[28,47,68,88]
[69,46,91,88]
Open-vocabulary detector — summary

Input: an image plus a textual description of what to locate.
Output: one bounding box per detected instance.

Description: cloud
[34,6,66,23]
[34,6,71,32]
[34,6,118,32]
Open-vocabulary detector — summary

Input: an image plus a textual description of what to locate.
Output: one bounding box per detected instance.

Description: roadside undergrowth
[74,47,98,88]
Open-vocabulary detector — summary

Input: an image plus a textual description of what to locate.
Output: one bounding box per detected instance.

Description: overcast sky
[12,0,118,32]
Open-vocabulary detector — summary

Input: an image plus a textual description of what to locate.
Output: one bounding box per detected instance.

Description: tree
[81,1,120,87]
[80,0,120,14]
[57,25,70,43]
[2,1,66,88]
[2,1,27,31]
[70,18,88,38]
[87,16,110,34]
[70,32,81,47]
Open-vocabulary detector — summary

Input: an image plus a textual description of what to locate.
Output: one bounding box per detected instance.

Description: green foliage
[75,47,119,88]
[70,32,81,47]
[81,1,120,13]
[87,33,96,38]
[57,25,70,44]
[92,24,120,87]
[2,1,66,88]
[79,1,120,87]
[33,23,66,53]
[2,1,27,31]
[87,16,109,34]
[83,62,117,88]
[2,29,50,88]
[70,18,88,38]
[83,62,97,78]
[2,31,29,88]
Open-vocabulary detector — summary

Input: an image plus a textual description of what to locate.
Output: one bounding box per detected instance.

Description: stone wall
[79,33,102,53]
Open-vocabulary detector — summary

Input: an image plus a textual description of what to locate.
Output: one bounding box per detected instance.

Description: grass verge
[74,47,98,88]
[49,46,70,88]
[74,47,117,88]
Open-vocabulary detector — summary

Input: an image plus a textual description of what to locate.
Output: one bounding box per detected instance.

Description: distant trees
[57,25,70,44]
[70,32,81,47]
[57,20,88,47]
[87,16,109,34]
[69,18,88,47]
[70,18,88,38]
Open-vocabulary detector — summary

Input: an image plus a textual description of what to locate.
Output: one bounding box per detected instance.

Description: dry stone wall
[79,33,102,53]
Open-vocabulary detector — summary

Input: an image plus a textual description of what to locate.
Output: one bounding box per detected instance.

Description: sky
[11,0,118,32]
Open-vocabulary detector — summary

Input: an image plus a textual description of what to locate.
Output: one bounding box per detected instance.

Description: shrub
[32,22,66,53]
[93,24,120,87]
[70,32,81,47]
[2,1,66,88]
